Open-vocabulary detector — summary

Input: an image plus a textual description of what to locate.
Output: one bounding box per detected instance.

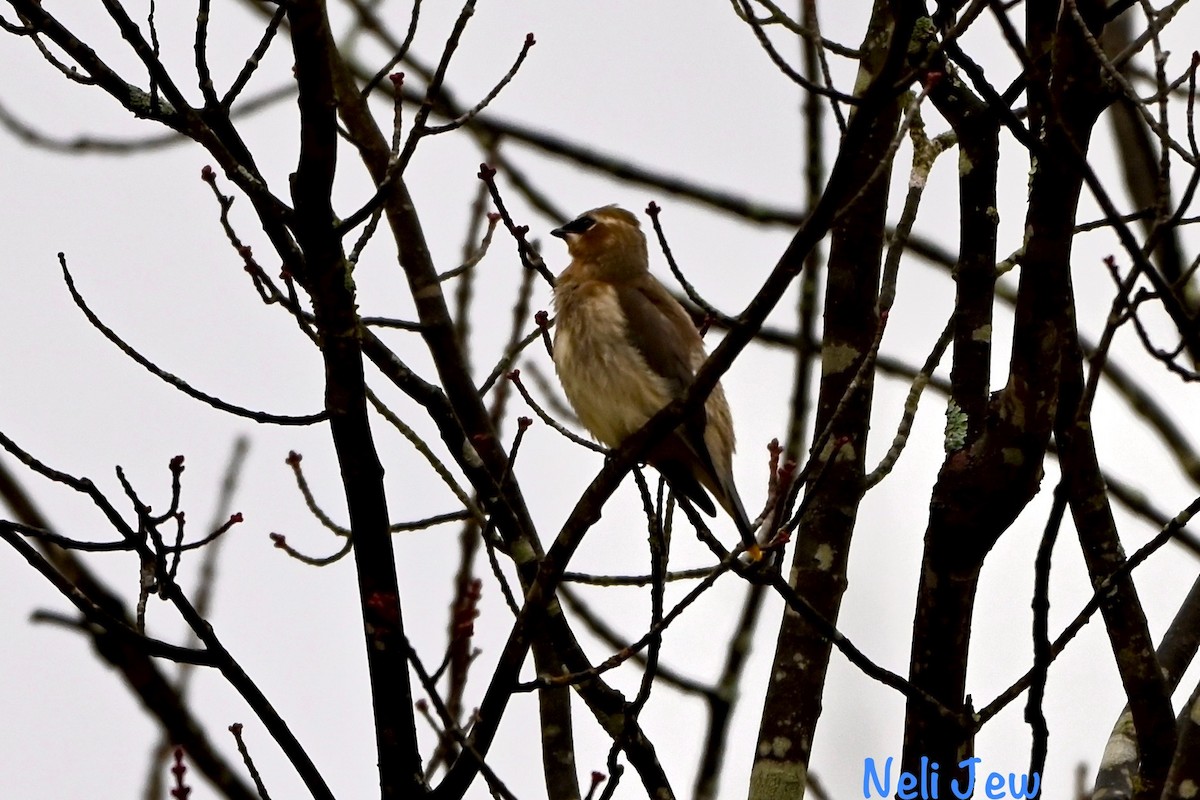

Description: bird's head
[552,205,648,280]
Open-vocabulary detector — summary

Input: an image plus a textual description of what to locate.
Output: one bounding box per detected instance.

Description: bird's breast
[553,281,673,448]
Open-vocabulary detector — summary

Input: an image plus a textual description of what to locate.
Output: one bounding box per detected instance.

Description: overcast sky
[3,3,1200,799]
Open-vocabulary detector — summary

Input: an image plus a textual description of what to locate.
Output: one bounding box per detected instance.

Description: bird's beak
[550,226,568,240]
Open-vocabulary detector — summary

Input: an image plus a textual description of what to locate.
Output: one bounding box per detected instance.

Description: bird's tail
[716,475,757,550]
[650,432,758,551]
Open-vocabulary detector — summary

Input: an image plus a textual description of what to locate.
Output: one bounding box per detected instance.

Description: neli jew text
[863,756,1041,799]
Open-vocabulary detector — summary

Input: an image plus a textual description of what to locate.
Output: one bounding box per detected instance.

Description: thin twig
[58,253,325,425]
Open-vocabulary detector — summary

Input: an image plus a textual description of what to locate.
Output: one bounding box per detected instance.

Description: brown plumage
[550,205,754,545]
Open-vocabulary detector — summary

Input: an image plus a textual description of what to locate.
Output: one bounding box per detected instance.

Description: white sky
[2,2,1199,799]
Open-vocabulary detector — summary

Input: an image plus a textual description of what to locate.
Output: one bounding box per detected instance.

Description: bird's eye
[561,215,596,234]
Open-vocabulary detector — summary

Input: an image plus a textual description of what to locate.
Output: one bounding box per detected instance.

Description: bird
[549,205,756,548]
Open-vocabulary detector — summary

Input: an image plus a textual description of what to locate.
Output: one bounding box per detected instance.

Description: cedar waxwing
[550,205,755,547]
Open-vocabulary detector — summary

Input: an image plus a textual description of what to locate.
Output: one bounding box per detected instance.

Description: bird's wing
[616,280,723,493]
[614,279,700,396]
[615,279,754,544]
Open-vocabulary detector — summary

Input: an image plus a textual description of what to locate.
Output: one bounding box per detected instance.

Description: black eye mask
[559,215,595,234]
